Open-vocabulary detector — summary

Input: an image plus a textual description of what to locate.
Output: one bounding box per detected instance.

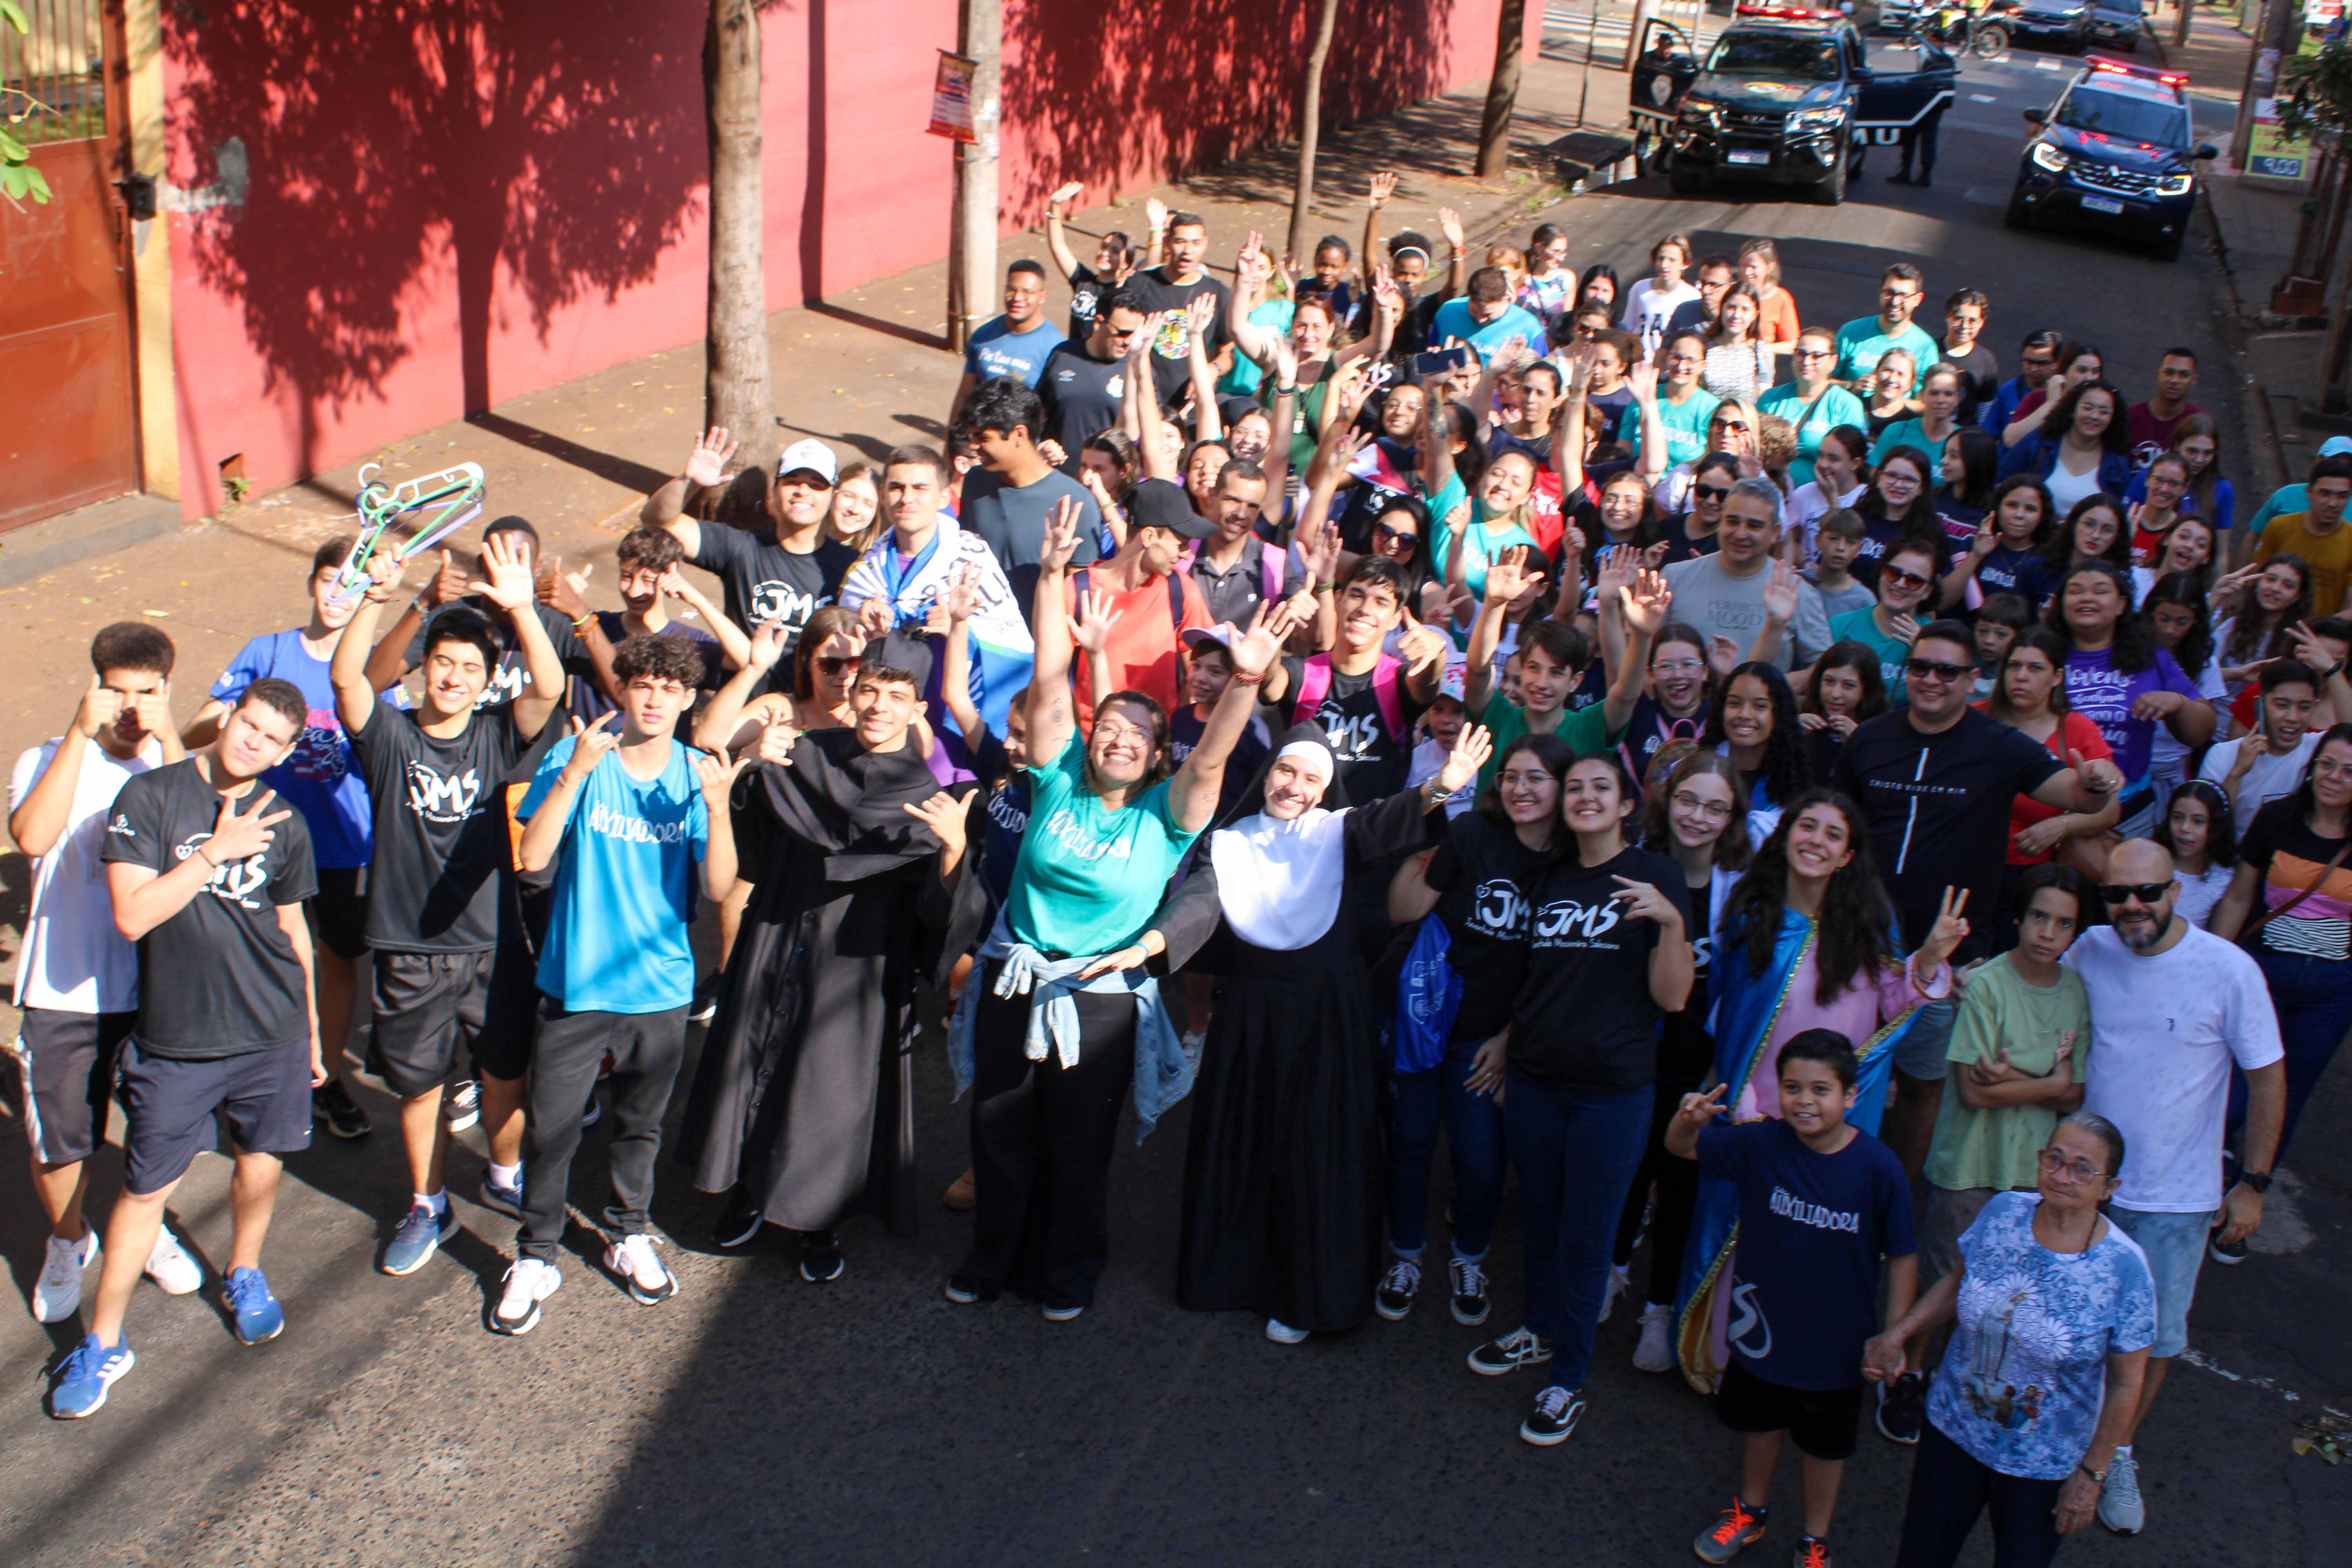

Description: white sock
[2114,1444,2132,1458]
[417,1190,447,1215]
[488,1162,521,1190]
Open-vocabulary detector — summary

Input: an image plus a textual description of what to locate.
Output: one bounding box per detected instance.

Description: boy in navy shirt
[498,635,743,1332]
[1668,1029,1918,1568]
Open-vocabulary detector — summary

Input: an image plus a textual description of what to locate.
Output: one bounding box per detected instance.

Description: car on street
[2004,0,2147,52]
[2005,54,2217,261]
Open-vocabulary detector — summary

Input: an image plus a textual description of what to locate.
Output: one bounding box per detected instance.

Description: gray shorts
[2107,1204,2210,1359]
[14,1007,134,1165]
[1920,1183,2002,1290]
[1891,995,1959,1082]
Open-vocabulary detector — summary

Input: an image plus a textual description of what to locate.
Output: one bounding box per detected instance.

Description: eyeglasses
[2037,1147,2106,1185]
[1882,565,1932,592]
[1795,347,1834,360]
[1093,717,1154,745]
[1671,791,1734,821]
[2098,882,2172,906]
[1903,657,1968,682]
[1652,659,1706,676]
[1692,483,1731,503]
[2021,355,2057,369]
[815,656,861,676]
[1882,288,1920,301]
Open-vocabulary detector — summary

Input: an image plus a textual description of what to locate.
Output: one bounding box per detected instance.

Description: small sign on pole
[927,50,978,142]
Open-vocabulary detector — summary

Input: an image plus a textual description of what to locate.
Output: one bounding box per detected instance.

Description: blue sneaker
[223,1267,285,1345]
[381,1201,458,1276]
[480,1169,524,1219]
[47,1333,134,1419]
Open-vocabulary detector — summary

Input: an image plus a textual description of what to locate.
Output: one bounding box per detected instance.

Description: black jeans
[1895,1420,2066,1568]
[520,1001,689,1263]
[953,965,1136,1311]
[1612,1069,1704,1306]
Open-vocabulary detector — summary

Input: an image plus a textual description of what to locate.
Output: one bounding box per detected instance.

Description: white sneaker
[1265,1317,1309,1344]
[2096,1449,2145,1534]
[1633,1302,1675,1372]
[603,1234,678,1306]
[443,1080,481,1132]
[143,1225,203,1296]
[489,1258,562,1335]
[31,1232,98,1323]
[1599,1263,1631,1324]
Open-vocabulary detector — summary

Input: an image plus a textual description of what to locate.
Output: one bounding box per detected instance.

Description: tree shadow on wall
[168,0,710,497]
[999,0,1455,227]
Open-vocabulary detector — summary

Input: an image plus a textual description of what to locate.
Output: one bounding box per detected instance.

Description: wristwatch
[2077,1462,2106,1486]
[2239,1169,2274,1194]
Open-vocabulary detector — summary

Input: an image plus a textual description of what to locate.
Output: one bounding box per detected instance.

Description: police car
[1658,6,1955,205]
[2005,55,2218,262]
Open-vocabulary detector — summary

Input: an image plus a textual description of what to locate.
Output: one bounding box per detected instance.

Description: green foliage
[2279,40,2352,144]
[0,0,53,207]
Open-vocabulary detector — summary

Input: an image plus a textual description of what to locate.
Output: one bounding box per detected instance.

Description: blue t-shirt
[517,736,708,1014]
[210,630,411,870]
[1430,297,1547,361]
[1004,729,1199,956]
[963,315,1066,388]
[1696,1117,1918,1391]
[1927,1191,2158,1481]
[964,726,1033,920]
[1975,543,2045,605]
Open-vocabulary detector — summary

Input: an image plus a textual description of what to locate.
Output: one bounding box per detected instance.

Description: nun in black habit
[675,636,983,1277]
[1159,719,1492,1341]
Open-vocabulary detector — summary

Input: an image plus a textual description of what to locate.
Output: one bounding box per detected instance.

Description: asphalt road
[2,45,2346,1568]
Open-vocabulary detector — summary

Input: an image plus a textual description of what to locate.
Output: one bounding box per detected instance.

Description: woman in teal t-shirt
[951,522,1293,1318]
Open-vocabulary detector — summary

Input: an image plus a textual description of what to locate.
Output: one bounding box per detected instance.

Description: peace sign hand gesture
[204,788,290,867]
[1918,886,1971,973]
[1675,1082,1729,1131]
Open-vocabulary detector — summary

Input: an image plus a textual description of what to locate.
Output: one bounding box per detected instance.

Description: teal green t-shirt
[1434,497,1542,602]
[1869,417,1958,470]
[1829,605,1913,708]
[1759,382,1868,489]
[1004,729,1200,956]
[1468,690,1621,788]
[1618,387,1722,469]
[1833,318,1940,394]
[1218,299,1295,398]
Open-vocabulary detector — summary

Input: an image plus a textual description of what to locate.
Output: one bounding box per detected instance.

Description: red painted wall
[161,0,1522,518]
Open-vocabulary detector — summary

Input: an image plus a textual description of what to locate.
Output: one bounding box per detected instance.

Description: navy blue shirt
[1696,1117,1917,1390]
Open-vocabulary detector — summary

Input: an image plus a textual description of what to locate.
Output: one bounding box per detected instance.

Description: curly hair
[613,630,708,691]
[1700,661,1812,811]
[1722,788,1900,1004]
[2044,378,2131,457]
[2036,494,2133,577]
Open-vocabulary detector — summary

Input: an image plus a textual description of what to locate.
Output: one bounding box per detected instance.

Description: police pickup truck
[1642,5,1955,205]
[2005,55,2216,262]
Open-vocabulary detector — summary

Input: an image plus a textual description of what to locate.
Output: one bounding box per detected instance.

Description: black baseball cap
[1127,478,1213,541]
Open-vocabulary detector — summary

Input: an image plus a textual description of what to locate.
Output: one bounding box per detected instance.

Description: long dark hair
[2152,778,2238,870]
[1640,750,1755,872]
[2143,569,2216,679]
[1867,443,1941,534]
[1945,428,2000,510]
[1722,788,1901,1003]
[1985,626,2073,722]
[2224,552,2311,664]
[1476,731,1573,836]
[2043,559,2155,675]
[2280,722,2352,830]
[2171,412,2223,523]
[1701,661,1812,809]
[1987,473,2055,552]
[2045,378,2131,457]
[1576,262,1621,312]
[2037,494,2132,575]
[1801,641,1890,722]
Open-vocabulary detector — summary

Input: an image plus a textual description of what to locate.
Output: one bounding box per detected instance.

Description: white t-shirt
[2150,649,2225,785]
[9,736,163,1013]
[2044,455,2105,518]
[2198,731,2320,822]
[2065,924,2285,1213]
[1621,278,1699,355]
[2172,861,2232,932]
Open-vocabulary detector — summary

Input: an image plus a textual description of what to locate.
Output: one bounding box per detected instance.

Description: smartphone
[1412,345,1474,379]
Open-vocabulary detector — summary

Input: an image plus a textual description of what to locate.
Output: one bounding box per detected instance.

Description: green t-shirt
[1218,299,1295,398]
[1618,387,1722,470]
[1829,605,1914,709]
[1833,317,1940,394]
[1759,382,1868,489]
[1924,953,2089,1193]
[1005,729,1200,956]
[1468,690,1621,789]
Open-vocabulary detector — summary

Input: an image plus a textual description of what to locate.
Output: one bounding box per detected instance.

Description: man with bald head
[2057,840,2286,1535]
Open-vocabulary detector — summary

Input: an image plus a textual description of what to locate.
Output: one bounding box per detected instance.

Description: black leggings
[1895,1420,2066,1568]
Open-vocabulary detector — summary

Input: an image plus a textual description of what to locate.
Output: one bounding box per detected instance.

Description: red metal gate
[0,0,136,531]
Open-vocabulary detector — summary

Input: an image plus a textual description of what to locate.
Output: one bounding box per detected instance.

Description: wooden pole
[948,0,1003,353]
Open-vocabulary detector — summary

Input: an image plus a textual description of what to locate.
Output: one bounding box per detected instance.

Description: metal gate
[0,0,136,532]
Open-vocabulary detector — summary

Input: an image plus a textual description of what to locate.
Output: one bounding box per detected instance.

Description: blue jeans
[1503,1073,1652,1393]
[2234,949,2352,1165]
[1385,1037,1506,1260]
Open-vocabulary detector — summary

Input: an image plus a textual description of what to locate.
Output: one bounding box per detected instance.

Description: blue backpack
[1392,914,1463,1075]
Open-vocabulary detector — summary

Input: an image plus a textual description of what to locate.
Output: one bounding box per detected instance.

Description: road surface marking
[2036,57,2063,69]
[1970,93,1999,102]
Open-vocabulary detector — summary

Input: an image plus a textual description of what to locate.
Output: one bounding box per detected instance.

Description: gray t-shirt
[962,467,1103,626]
[1802,570,1877,623]
[1662,553,1831,671]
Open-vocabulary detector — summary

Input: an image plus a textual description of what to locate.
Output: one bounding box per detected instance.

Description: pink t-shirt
[1733,946,1951,1121]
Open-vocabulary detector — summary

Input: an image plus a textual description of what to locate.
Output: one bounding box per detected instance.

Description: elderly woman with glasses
[1868,1111,2155,1568]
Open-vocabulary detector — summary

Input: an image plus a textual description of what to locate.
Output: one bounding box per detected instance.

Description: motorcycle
[1907,0,2012,60]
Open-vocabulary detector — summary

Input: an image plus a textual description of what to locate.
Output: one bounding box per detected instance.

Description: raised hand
[1184,291,1219,344]
[755,710,801,767]
[1367,169,1398,207]
[73,673,125,739]
[424,547,467,608]
[1437,206,1465,251]
[1371,265,1402,315]
[1069,588,1124,655]
[1049,180,1084,210]
[129,680,174,745]
[1230,597,1300,680]
[1484,544,1532,607]
[1329,358,1374,425]
[1760,560,1801,626]
[1707,634,1742,681]
[1269,334,1300,390]
[1970,517,1998,561]
[747,619,788,672]
[561,712,620,783]
[1674,1082,1729,1131]
[1234,228,1265,281]
[1144,195,1169,234]
[1395,609,1452,676]
[903,789,971,857]
[1624,568,1673,639]
[1040,495,1084,571]
[203,788,289,867]
[1627,359,1661,402]
[1612,875,1686,928]
[545,557,593,620]
[942,562,981,626]
[465,531,537,612]
[853,594,895,643]
[1594,544,1635,605]
[684,426,740,490]
[1918,886,1971,972]
[1434,724,1495,797]
[1298,515,1344,583]
[693,750,749,810]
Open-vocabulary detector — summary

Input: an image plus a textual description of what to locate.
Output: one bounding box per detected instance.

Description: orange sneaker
[1693,1496,1767,1564]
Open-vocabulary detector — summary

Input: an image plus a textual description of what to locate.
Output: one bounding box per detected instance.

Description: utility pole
[2232,0,2295,170]
[947,0,1002,353]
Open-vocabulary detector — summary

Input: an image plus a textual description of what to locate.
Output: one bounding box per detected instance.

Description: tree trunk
[2172,0,2191,51]
[1477,0,1528,179]
[705,0,778,474]
[1287,0,1343,263]
[950,0,1004,353]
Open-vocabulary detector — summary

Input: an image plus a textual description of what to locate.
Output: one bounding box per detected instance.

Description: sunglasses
[1903,657,1968,682]
[1693,483,1731,502]
[1374,523,1419,547]
[815,655,862,675]
[1882,565,1932,592]
[1712,421,1751,435]
[2098,882,2172,906]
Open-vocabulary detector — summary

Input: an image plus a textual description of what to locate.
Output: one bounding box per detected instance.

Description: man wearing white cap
[641,428,858,688]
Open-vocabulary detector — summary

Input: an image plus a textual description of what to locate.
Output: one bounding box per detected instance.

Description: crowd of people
[11,178,2337,1568]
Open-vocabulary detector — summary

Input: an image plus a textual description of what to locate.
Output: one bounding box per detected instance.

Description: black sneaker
[2208,1230,2249,1265]
[312,1079,371,1140]
[1519,1384,1586,1446]
[799,1228,845,1283]
[1448,1255,1491,1326]
[711,1187,763,1249]
[1374,1256,1421,1321]
[1467,1326,1553,1376]
[1876,1370,1925,1445]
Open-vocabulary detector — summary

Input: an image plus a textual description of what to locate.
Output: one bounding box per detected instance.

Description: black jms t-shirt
[1509,844,1691,1093]
[351,704,530,955]
[406,598,596,715]
[1428,813,1546,1044]
[101,759,317,1060]
[1269,656,1432,803]
[689,524,854,682]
